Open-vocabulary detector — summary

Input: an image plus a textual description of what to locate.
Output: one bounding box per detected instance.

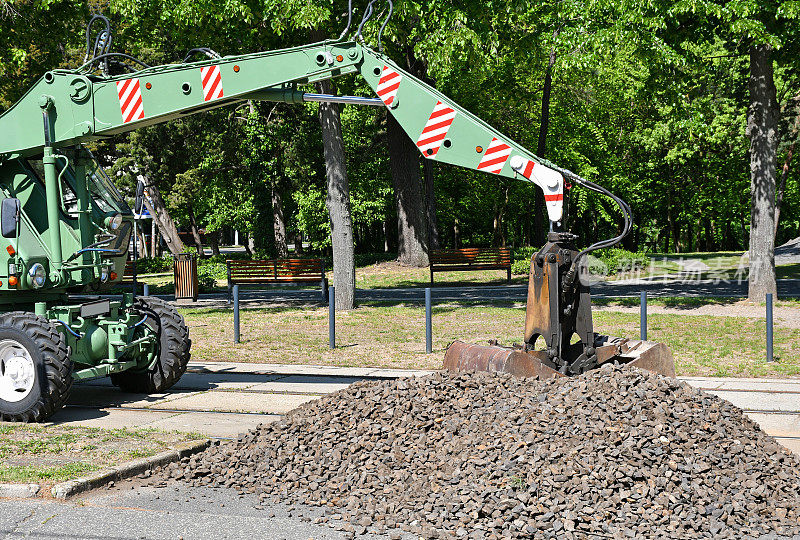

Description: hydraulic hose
[539,161,633,287]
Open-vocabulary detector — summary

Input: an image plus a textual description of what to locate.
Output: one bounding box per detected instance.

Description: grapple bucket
[443,335,676,379]
[442,234,676,380]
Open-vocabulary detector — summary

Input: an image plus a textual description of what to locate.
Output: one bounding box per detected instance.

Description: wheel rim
[0,339,36,403]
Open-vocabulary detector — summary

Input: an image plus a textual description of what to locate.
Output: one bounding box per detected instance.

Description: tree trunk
[747,44,778,301]
[453,218,461,249]
[138,176,185,256]
[493,182,510,247]
[317,78,355,310]
[272,185,288,258]
[423,159,440,251]
[150,218,157,258]
[186,203,205,257]
[294,231,304,254]
[387,113,429,266]
[774,108,799,240]
[209,230,221,257]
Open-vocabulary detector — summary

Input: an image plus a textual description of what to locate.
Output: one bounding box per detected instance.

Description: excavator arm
[0,41,564,223]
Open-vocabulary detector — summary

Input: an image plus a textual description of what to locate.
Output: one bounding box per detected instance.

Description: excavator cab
[0,148,132,297]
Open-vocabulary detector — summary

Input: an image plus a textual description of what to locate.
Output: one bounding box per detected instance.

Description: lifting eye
[373,67,381,76]
[233,65,240,72]
[181,82,191,94]
[443,139,452,148]
[145,82,152,90]
[476,146,483,153]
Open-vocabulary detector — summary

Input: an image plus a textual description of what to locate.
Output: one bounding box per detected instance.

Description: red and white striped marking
[201,65,224,102]
[476,137,512,174]
[116,78,144,124]
[416,101,456,158]
[376,66,401,107]
[510,155,564,221]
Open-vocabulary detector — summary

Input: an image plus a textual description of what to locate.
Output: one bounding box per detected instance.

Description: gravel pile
[168,366,800,538]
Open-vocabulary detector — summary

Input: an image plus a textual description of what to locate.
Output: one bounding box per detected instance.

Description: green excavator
[0,6,673,422]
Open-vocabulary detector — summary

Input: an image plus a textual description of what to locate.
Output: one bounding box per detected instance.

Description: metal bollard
[233,284,240,344]
[329,286,335,349]
[766,293,773,362]
[425,287,432,354]
[142,283,150,297]
[640,291,647,341]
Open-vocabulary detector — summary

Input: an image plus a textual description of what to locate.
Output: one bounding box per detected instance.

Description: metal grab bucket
[173,252,198,302]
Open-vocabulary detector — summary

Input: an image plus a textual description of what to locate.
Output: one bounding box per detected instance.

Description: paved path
[48,362,800,456]
[163,278,800,310]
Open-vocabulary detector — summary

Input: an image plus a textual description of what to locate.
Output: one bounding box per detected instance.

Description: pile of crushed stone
[161,366,800,538]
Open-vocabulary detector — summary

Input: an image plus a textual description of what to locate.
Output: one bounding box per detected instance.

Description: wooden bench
[429,247,512,284]
[226,259,328,301]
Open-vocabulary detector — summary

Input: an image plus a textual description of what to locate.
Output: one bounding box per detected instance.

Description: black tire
[110,296,191,393]
[0,312,72,422]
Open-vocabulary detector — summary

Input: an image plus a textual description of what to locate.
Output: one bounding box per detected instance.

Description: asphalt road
[0,483,385,540]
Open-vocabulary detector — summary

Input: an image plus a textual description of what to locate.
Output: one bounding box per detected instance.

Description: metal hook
[338,0,353,39]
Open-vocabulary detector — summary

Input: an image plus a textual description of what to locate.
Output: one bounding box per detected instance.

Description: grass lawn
[181,303,800,378]
[0,424,203,490]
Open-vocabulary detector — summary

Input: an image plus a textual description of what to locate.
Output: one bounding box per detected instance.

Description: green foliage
[135,255,172,274]
[510,246,538,276]
[197,261,225,291]
[0,0,797,262]
[594,249,650,274]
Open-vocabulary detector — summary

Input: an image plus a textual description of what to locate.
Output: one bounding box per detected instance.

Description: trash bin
[173,252,198,302]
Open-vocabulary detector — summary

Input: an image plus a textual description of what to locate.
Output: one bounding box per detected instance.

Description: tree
[387,113,429,266]
[318,78,355,310]
[747,44,779,300]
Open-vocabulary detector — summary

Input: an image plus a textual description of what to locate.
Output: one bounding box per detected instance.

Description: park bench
[429,247,512,284]
[226,258,328,301]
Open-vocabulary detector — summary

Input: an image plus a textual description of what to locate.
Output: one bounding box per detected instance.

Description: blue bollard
[142,283,150,297]
[329,286,335,349]
[640,291,647,341]
[425,287,432,354]
[233,284,240,344]
[767,293,773,362]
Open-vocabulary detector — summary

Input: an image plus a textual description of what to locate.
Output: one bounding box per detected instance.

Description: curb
[51,439,210,500]
[0,483,40,499]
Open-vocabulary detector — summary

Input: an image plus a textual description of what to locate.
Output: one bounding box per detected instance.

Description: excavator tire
[110,296,190,393]
[0,312,72,422]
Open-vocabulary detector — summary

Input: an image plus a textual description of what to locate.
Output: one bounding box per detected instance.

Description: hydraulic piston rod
[248,87,383,107]
[301,93,383,106]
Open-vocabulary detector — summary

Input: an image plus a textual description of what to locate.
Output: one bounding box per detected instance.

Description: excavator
[0,6,673,422]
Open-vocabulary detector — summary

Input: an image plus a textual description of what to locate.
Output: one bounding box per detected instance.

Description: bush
[135,255,173,274]
[508,246,648,277]
[511,246,538,275]
[197,261,226,292]
[594,248,649,274]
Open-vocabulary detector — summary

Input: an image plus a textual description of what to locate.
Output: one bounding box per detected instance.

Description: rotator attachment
[443,233,676,379]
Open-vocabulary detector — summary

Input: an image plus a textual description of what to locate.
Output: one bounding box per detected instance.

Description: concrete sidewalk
[49,361,800,454]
